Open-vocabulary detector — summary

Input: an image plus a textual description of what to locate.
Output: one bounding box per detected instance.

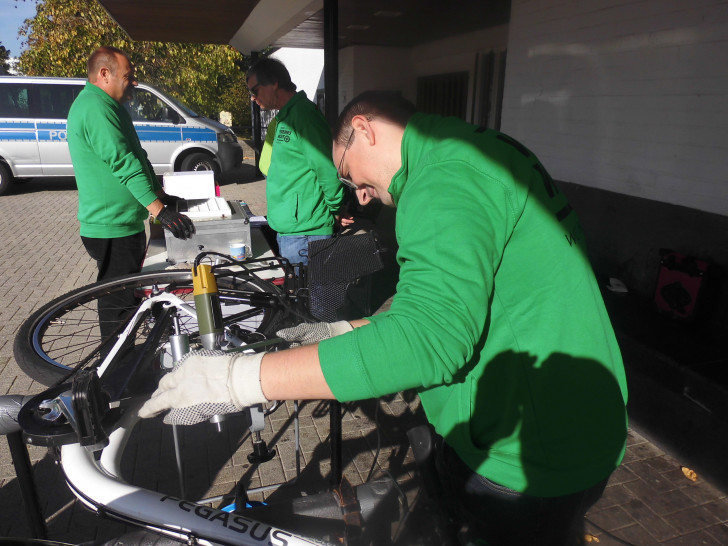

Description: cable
[194,250,313,325]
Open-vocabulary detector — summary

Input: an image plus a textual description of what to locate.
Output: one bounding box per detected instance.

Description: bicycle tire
[14,269,285,386]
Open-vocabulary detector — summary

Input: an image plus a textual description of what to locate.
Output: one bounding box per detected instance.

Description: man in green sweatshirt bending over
[68,46,194,337]
[140,92,628,545]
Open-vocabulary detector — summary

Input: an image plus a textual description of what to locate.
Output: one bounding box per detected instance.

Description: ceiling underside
[99,0,260,46]
[98,0,511,52]
[277,1,511,49]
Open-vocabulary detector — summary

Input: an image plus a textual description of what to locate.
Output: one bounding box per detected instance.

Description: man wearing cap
[245,57,350,265]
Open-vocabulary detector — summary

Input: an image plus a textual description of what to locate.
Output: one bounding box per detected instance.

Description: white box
[163,171,215,199]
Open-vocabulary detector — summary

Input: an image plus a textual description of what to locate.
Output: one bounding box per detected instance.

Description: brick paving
[1,145,728,543]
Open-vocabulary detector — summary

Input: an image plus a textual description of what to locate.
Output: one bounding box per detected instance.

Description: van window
[36,84,82,119]
[0,84,30,117]
[126,88,174,122]
[158,92,199,118]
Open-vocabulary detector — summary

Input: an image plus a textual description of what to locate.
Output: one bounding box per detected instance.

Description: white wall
[411,24,509,76]
[338,25,509,114]
[271,48,324,100]
[338,46,414,110]
[501,0,728,216]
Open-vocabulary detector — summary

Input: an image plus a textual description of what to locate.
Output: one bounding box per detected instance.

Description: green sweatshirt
[319,113,628,497]
[265,92,345,236]
[67,82,160,238]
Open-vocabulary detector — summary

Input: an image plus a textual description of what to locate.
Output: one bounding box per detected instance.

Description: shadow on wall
[559,181,728,332]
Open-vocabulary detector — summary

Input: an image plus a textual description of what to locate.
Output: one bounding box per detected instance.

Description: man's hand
[335,213,356,228]
[276,321,353,347]
[138,350,267,425]
[157,206,195,239]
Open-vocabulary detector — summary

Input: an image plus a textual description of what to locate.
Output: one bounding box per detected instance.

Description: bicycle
[8,251,417,545]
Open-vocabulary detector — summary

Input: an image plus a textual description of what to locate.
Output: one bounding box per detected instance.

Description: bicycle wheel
[14,269,287,386]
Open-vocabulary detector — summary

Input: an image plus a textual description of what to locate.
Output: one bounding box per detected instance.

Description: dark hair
[333,91,417,144]
[246,57,296,93]
[87,46,128,80]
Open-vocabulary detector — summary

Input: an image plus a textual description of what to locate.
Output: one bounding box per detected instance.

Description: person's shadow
[440,349,627,542]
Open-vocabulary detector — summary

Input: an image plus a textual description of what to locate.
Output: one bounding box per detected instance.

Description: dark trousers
[435,441,608,545]
[81,232,146,339]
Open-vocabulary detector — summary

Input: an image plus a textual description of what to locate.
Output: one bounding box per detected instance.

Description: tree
[16,0,251,129]
[0,44,10,74]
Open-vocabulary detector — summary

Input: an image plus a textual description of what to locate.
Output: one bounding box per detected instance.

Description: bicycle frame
[60,399,321,546]
[96,291,197,378]
[19,261,329,544]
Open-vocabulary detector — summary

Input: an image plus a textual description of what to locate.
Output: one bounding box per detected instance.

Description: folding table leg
[7,431,48,539]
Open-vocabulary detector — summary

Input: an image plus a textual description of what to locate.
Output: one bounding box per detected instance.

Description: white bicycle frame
[61,399,319,546]
[96,291,197,377]
[48,286,323,545]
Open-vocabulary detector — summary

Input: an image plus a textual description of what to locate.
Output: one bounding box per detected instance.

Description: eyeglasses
[249,83,263,97]
[337,129,357,190]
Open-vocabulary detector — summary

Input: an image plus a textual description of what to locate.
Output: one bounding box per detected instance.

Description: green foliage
[15,0,251,129]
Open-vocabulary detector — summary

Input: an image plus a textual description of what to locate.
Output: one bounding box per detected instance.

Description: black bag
[307,231,386,321]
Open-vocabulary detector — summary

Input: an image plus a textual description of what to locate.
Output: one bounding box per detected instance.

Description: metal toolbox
[164,200,251,264]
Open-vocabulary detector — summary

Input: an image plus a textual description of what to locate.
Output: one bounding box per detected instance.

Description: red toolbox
[654,249,710,321]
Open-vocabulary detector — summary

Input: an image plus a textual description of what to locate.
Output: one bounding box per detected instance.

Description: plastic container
[164,200,251,264]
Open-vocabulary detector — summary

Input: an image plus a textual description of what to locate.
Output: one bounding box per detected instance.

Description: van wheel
[180,153,220,180]
[0,163,13,196]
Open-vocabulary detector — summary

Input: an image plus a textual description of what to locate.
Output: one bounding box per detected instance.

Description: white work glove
[276,320,353,347]
[138,349,267,425]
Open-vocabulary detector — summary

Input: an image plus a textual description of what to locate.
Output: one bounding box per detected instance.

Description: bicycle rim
[14,270,282,386]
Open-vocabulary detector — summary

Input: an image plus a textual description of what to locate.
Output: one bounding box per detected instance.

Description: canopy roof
[98,0,510,53]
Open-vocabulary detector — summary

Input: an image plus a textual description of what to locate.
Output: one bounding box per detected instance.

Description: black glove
[157,207,195,240]
[160,193,183,207]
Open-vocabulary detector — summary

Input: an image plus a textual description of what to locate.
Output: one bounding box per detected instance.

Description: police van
[0,76,244,195]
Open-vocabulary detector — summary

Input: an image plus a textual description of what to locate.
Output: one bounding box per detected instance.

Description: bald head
[86,46,137,103]
[87,46,127,82]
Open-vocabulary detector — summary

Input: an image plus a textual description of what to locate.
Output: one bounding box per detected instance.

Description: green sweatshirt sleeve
[264,93,345,235]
